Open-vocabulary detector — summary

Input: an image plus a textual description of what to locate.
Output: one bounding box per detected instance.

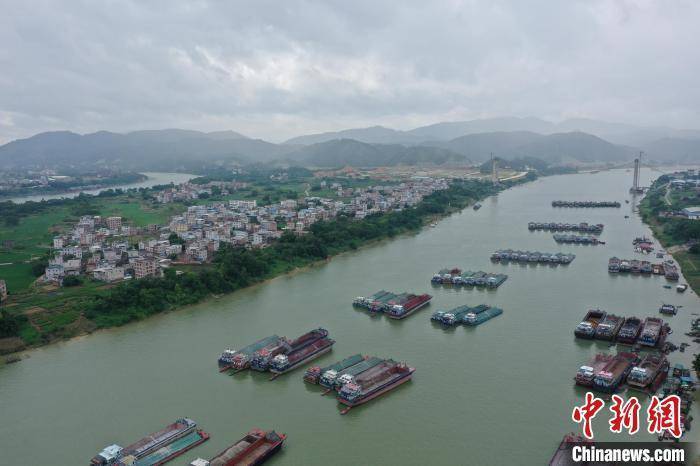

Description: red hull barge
[200,429,286,466]
[384,294,432,319]
[337,360,415,412]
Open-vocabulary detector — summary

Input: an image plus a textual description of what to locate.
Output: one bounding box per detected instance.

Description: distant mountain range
[1,117,698,171]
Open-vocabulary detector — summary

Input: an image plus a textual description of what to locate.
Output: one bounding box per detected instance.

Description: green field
[673,250,700,294]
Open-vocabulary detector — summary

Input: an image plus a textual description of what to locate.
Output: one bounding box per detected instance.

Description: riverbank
[638,175,700,294]
[1,175,531,354]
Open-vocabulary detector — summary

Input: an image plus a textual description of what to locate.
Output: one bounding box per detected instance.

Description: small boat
[676,284,688,292]
[663,285,672,289]
[659,304,677,316]
[473,203,482,210]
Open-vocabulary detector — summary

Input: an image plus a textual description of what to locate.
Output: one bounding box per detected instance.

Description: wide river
[3,172,196,203]
[0,169,698,465]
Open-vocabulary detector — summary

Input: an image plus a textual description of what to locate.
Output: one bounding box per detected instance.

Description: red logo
[609,395,640,435]
[572,392,605,439]
[647,395,682,438]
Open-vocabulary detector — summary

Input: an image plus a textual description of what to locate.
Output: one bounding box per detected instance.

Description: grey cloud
[1,0,699,144]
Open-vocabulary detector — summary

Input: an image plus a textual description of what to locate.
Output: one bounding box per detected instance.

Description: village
[40,177,450,286]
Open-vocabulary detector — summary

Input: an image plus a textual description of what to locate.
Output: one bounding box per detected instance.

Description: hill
[285,139,467,167]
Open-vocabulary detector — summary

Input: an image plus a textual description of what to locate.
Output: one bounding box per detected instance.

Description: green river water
[0,169,698,465]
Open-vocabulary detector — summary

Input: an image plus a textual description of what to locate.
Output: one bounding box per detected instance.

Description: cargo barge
[574,354,615,387]
[616,316,643,344]
[321,356,384,390]
[252,328,329,372]
[250,339,291,372]
[191,429,286,466]
[91,418,197,466]
[639,317,664,347]
[627,353,668,390]
[384,293,432,319]
[608,257,678,280]
[553,234,603,245]
[269,334,335,377]
[551,200,621,208]
[529,222,604,234]
[129,430,209,466]
[490,249,575,264]
[594,314,624,340]
[431,269,509,288]
[337,360,415,413]
[462,305,503,326]
[436,305,473,326]
[304,354,365,384]
[592,352,638,392]
[574,309,606,339]
[218,335,281,372]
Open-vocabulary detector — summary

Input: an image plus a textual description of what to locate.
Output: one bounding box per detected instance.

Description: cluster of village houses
[663,169,700,220]
[41,177,449,286]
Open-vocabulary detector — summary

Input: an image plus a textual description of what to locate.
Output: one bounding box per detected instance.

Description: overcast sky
[1,0,699,144]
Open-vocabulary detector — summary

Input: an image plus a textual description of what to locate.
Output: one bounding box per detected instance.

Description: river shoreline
[3,179,506,359]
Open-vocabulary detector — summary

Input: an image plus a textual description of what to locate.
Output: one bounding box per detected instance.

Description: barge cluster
[573,310,670,348]
[608,257,680,280]
[430,304,503,327]
[218,328,335,377]
[553,234,604,245]
[552,200,621,208]
[491,249,576,264]
[430,268,508,288]
[303,354,415,414]
[352,290,432,318]
[529,221,604,233]
[574,351,668,393]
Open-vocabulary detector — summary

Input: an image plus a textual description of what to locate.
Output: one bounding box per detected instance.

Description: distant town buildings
[41,176,450,287]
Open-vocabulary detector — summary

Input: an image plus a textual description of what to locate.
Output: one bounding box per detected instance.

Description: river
[0,169,697,465]
[3,172,196,204]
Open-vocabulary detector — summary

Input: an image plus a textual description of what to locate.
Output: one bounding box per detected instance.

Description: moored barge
[252,328,329,372]
[322,356,384,390]
[384,293,432,319]
[639,317,664,347]
[437,305,473,326]
[270,332,335,376]
[462,305,503,326]
[304,354,364,385]
[592,352,638,392]
[575,354,615,387]
[91,418,197,466]
[192,429,286,466]
[594,314,624,340]
[551,200,621,208]
[337,360,415,412]
[616,316,643,344]
[574,309,606,339]
[218,335,281,372]
[129,430,209,466]
[627,353,669,390]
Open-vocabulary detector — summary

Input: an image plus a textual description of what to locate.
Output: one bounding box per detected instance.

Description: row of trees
[85,179,503,327]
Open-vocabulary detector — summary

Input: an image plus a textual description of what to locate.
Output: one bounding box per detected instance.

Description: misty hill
[285,139,467,167]
[643,138,700,164]
[285,125,424,145]
[422,131,634,163]
[0,129,294,171]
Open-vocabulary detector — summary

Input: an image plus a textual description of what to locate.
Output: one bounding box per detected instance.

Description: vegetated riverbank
[639,174,700,294]
[0,172,147,199]
[0,175,533,354]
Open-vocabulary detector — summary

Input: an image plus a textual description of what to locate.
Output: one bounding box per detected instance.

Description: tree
[62,275,83,287]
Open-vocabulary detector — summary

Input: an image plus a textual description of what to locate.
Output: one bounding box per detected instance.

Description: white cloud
[0,0,698,143]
